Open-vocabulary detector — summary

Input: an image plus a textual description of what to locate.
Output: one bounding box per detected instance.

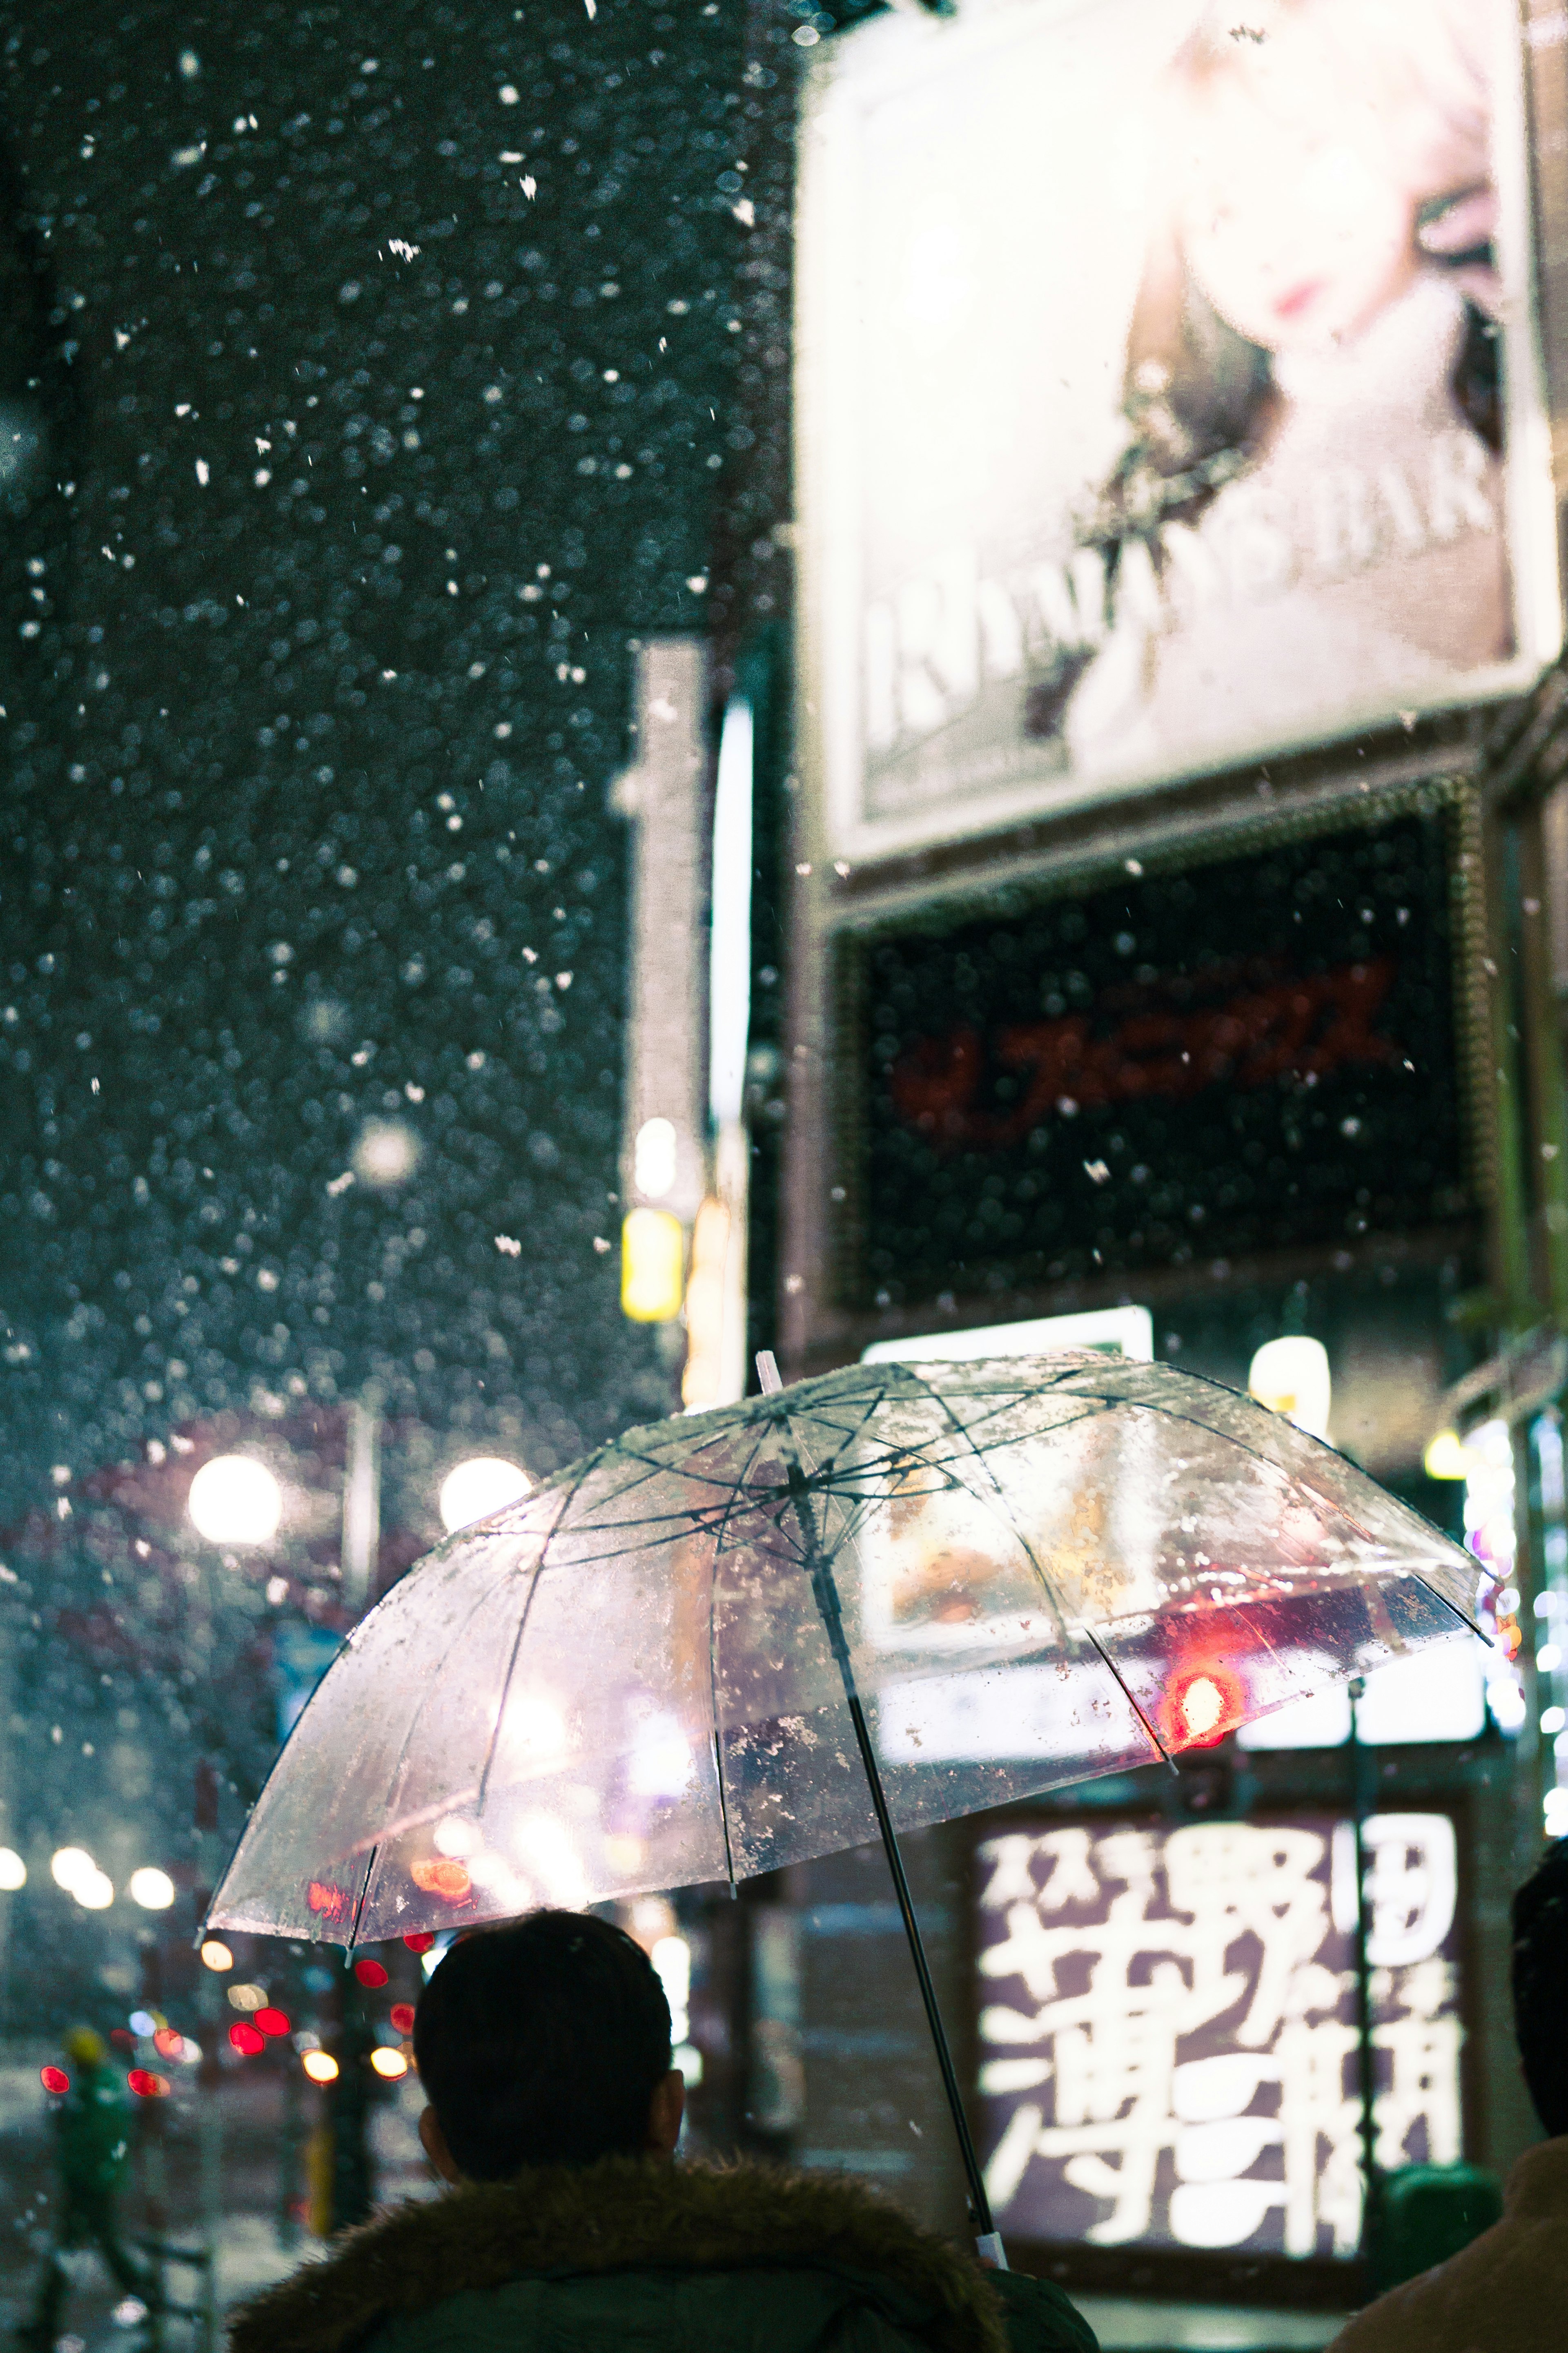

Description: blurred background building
[2,0,1568,2346]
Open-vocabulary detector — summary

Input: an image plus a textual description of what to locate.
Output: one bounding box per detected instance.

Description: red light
[127,2069,170,2098]
[389,2002,416,2034]
[110,2027,136,2051]
[255,2007,290,2037]
[40,2066,69,2094]
[403,1931,436,1954]
[410,1857,471,1902]
[152,2027,185,2061]
[353,1958,389,1989]
[229,2022,266,2057]
[1168,1659,1245,1751]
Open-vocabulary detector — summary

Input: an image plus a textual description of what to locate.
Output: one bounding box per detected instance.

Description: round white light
[129,1867,176,1911]
[439,1456,532,1534]
[188,1455,283,1547]
[76,1869,115,1910]
[352,1117,422,1189]
[370,2046,408,2079]
[51,1846,95,1894]
[200,1938,234,1973]
[1248,1336,1332,1443]
[0,1848,25,1891]
[633,1116,678,1201]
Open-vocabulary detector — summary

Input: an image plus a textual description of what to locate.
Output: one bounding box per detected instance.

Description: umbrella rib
[346,1840,379,1951]
[1082,1621,1178,1773]
[1407,1568,1488,1643]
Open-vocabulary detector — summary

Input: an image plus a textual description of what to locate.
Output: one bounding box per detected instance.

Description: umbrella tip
[756,1350,784,1396]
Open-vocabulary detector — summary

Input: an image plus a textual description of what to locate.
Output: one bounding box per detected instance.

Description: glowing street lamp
[188,1454,283,1546]
[438,1457,532,1534]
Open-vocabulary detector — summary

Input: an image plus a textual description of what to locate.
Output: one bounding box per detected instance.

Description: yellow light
[302,2050,339,2083]
[129,1868,176,1911]
[200,1938,234,1973]
[1424,1429,1471,1481]
[621,1208,685,1323]
[227,1983,267,2013]
[370,2046,409,2079]
[681,1197,731,1409]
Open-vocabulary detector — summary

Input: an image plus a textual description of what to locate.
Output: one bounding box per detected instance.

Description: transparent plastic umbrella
[209,1350,1484,2246]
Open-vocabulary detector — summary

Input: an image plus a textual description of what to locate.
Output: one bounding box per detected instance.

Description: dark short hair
[412,1910,673,2178]
[1512,1839,1568,2138]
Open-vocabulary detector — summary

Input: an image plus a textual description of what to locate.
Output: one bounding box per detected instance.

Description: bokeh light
[200,1939,234,1972]
[302,2050,339,2084]
[389,2002,416,2034]
[370,2046,409,2079]
[353,1957,389,1989]
[40,2066,68,2094]
[352,1117,423,1189]
[127,2069,171,2098]
[229,2021,266,2056]
[129,1867,176,1910]
[255,2007,291,2037]
[227,1982,267,2012]
[438,1456,531,1533]
[188,1454,283,1546]
[0,1848,25,1891]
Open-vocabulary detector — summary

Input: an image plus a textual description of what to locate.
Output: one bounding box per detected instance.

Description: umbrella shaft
[839,1682,998,2243]
[786,1459,998,2244]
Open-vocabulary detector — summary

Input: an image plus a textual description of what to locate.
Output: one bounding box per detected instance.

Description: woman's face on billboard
[1176,69,1418,357]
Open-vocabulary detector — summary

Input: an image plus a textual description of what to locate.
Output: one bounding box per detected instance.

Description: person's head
[62,2026,106,2070]
[413,1909,683,2183]
[1513,1838,1568,2138]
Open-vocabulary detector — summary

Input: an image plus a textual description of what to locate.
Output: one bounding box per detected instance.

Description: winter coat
[54,2060,132,2201]
[227,2155,1097,2353]
[1325,2137,1568,2353]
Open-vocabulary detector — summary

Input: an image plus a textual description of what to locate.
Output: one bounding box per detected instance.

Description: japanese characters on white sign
[797,0,1560,861]
[976,1814,1462,2255]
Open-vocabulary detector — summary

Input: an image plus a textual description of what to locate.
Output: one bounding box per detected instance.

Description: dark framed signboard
[976,1810,1466,2259]
[841,796,1476,1309]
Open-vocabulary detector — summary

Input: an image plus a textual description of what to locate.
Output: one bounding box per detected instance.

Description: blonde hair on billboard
[1121,0,1498,489]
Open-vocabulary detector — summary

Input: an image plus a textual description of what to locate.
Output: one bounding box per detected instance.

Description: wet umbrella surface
[211,1349,1483,1944]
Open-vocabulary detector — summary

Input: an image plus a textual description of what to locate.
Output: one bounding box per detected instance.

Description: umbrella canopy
[211,1352,1483,1948]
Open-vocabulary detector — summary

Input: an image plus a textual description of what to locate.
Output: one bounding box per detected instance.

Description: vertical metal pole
[1348,1680,1380,2288]
[342,1386,382,1615]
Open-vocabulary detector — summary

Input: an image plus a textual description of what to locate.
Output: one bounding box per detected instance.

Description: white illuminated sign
[862,1305,1153,1365]
[798,0,1559,861]
[977,1812,1462,2256]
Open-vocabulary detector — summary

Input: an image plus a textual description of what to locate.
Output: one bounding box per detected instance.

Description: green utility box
[1374,2163,1504,2290]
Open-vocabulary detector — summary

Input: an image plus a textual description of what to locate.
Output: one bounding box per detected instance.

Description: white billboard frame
[795,0,1564,868]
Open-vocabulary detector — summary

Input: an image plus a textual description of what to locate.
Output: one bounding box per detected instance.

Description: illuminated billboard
[977,1812,1463,2256]
[797,0,1560,861]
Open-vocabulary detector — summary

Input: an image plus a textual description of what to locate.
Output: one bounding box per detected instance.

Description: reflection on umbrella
[209,1351,1484,2254]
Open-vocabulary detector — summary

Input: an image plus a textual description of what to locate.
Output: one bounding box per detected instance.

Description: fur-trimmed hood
[229,2157,1014,2353]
